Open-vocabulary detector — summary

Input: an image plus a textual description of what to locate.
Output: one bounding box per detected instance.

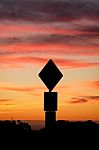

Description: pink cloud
[54,58,99,68]
[0,55,99,69]
[0,43,99,56]
[0,23,99,39]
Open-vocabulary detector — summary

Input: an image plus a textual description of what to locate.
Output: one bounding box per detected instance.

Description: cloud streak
[0,44,99,56]
[0,83,46,94]
[0,0,99,22]
[70,96,99,104]
[0,85,37,92]
[0,34,99,47]
[87,80,99,90]
[0,98,13,106]
[70,98,88,104]
[0,99,11,102]
[0,56,99,69]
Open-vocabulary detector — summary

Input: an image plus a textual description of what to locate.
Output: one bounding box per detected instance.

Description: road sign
[39,59,63,92]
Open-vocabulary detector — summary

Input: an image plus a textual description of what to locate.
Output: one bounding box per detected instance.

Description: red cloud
[1,23,99,39]
[0,43,99,56]
[54,58,99,68]
[0,56,99,69]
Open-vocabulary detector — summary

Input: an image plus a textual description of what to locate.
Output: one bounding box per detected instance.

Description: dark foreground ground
[0,120,99,149]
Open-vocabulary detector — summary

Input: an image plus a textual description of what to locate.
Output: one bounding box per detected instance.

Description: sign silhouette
[38,59,63,128]
[39,59,63,92]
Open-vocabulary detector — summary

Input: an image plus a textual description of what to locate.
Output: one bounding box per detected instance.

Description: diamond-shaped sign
[39,59,63,92]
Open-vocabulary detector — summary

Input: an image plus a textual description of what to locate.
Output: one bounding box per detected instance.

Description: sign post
[39,59,63,128]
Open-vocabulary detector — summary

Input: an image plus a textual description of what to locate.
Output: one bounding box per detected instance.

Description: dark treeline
[0,120,99,149]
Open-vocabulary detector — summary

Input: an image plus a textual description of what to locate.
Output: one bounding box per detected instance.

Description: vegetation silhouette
[0,120,99,149]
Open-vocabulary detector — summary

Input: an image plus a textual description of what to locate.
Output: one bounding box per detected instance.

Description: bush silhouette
[0,120,99,149]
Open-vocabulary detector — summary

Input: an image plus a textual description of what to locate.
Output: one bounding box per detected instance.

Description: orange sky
[0,0,99,121]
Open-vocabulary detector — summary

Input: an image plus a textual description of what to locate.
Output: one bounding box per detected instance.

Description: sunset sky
[0,0,99,121]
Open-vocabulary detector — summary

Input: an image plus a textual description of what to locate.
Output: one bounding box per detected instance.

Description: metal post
[44,92,57,128]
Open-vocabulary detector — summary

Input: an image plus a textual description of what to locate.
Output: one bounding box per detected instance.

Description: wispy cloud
[87,96,99,100]
[69,96,99,104]
[94,81,99,88]
[0,44,99,56]
[0,83,46,95]
[0,34,99,46]
[0,99,11,102]
[70,98,88,104]
[0,55,99,69]
[0,0,99,22]
[0,85,37,92]
[88,80,99,90]
[0,98,14,106]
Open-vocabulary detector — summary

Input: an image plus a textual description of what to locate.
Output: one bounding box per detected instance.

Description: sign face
[39,59,63,91]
